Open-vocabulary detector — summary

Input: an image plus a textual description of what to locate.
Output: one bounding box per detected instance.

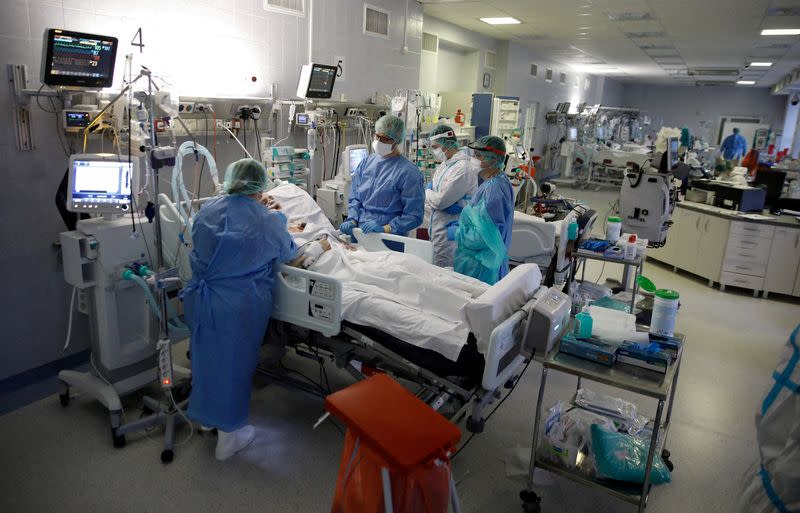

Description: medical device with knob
[618,155,678,246]
[317,144,369,225]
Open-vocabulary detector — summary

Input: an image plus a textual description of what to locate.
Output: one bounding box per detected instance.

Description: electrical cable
[169,388,195,446]
[253,118,263,162]
[219,124,253,159]
[242,118,248,158]
[451,358,533,461]
[62,286,77,352]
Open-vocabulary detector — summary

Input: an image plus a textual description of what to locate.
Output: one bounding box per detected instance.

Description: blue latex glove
[446,221,459,241]
[361,221,384,233]
[339,220,357,235]
[442,202,463,215]
[425,182,433,190]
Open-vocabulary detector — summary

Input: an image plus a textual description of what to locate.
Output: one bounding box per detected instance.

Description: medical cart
[521,331,685,513]
[575,249,645,313]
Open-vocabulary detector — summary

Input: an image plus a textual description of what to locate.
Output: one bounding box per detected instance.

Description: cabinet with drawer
[648,204,800,297]
[764,227,800,298]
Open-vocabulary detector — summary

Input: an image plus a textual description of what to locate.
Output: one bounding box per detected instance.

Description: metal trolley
[520,332,685,513]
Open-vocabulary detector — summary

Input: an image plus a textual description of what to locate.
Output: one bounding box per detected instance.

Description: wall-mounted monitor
[296,63,338,99]
[43,28,118,88]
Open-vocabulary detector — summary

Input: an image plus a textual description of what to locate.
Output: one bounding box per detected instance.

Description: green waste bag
[454,201,507,285]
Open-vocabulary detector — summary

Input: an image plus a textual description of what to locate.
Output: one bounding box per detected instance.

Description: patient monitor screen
[348,148,369,173]
[70,159,132,211]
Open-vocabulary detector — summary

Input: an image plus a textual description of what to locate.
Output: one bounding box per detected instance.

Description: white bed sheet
[268,184,538,362]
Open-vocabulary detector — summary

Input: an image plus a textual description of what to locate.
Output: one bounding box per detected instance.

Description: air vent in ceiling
[695,80,736,87]
[530,64,538,77]
[364,4,390,38]
[638,43,674,50]
[625,31,666,38]
[560,72,567,84]
[687,68,739,77]
[755,43,791,49]
[485,50,496,69]
[608,12,654,21]
[264,0,304,15]
[767,7,800,16]
[422,32,438,53]
[545,68,553,82]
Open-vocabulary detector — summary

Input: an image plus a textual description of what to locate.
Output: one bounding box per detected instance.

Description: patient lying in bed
[263,184,539,362]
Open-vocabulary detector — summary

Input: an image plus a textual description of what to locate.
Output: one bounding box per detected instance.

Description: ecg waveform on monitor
[49,35,114,79]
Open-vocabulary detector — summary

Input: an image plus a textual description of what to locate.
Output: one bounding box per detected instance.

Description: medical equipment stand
[98,68,190,462]
[520,331,684,513]
[575,249,644,313]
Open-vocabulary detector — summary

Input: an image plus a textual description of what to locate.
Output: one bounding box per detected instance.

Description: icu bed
[159,183,570,433]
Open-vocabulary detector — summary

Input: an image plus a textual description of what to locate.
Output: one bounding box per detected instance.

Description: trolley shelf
[533,459,647,505]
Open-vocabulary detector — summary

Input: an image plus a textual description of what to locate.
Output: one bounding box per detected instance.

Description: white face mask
[470,157,483,170]
[372,139,394,157]
[431,147,446,162]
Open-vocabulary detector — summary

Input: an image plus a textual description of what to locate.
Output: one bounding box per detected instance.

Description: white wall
[600,78,625,107]
[618,83,786,144]
[0,0,422,381]
[503,42,611,155]
[421,16,503,94]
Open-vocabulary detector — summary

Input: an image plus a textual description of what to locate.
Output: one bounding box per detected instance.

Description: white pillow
[460,264,542,353]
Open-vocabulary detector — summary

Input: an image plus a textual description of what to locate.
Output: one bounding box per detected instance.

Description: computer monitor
[42,29,118,88]
[754,170,787,207]
[296,63,338,99]
[667,137,680,169]
[67,154,138,214]
[343,144,369,175]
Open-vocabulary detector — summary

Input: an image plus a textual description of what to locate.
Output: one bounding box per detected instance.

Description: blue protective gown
[182,195,297,432]
[468,171,514,281]
[347,153,425,235]
[721,133,748,160]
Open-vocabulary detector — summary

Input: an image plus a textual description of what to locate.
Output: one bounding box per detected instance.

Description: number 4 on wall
[131,28,144,53]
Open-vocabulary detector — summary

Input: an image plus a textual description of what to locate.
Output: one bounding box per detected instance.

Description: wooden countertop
[677,201,800,229]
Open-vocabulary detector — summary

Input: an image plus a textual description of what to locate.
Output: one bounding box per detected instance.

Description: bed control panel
[273,265,342,338]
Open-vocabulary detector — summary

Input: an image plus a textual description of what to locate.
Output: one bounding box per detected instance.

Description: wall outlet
[178,102,194,114]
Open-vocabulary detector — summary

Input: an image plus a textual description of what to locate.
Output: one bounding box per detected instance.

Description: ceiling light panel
[737,80,756,85]
[748,61,773,67]
[480,17,521,25]
[761,29,800,35]
[638,43,675,50]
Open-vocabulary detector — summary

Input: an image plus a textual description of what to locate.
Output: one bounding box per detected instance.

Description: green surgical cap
[468,135,507,169]
[375,114,405,145]
[223,158,269,196]
[429,124,459,151]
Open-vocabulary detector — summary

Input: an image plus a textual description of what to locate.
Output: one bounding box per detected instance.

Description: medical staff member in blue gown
[720,127,748,161]
[447,135,514,283]
[183,158,297,461]
[339,114,425,236]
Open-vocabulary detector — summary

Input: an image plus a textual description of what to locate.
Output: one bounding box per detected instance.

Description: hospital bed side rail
[351,228,434,264]
[273,264,342,338]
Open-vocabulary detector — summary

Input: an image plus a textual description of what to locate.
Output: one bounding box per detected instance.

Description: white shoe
[215,425,256,461]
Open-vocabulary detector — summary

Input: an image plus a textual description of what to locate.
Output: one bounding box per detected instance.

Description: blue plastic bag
[453,201,507,285]
[591,424,671,484]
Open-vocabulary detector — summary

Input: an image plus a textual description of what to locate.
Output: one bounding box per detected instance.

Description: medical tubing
[172,141,219,226]
[128,273,164,321]
[137,269,188,330]
[62,286,78,352]
[220,124,253,159]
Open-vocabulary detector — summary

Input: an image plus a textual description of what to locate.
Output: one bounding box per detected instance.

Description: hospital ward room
[1,1,799,513]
